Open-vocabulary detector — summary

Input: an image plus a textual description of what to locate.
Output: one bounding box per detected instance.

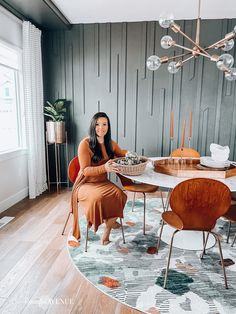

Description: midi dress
[71,137,127,241]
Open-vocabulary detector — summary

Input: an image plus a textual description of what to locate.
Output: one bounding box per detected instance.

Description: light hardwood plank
[0,190,146,314]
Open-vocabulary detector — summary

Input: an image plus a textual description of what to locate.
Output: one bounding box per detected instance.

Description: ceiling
[0,0,236,30]
[52,0,236,24]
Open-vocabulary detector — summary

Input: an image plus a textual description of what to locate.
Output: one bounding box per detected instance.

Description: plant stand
[45,131,69,193]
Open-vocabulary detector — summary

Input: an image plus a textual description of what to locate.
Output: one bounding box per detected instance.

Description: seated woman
[71,112,127,245]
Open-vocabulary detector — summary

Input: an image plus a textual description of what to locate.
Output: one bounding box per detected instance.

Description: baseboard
[0,187,29,214]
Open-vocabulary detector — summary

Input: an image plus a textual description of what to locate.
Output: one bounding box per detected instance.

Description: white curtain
[23,21,47,198]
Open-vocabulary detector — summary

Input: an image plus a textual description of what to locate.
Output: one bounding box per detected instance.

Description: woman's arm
[78,140,106,176]
[112,140,127,157]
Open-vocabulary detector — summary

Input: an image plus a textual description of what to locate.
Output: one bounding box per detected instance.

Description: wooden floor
[0,189,144,314]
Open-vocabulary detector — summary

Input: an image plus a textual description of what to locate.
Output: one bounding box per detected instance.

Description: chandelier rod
[172,24,211,57]
[195,0,201,45]
[173,42,211,59]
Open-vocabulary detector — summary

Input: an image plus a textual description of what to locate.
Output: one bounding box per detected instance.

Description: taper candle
[189,111,192,138]
[170,111,174,138]
[181,119,186,148]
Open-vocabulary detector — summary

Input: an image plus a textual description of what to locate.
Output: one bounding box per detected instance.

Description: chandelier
[146,0,236,81]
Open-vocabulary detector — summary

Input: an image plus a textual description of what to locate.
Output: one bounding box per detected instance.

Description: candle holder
[188,137,192,149]
[188,137,193,165]
[169,137,174,164]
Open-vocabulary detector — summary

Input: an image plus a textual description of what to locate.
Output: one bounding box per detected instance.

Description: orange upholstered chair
[61,156,80,235]
[64,156,125,252]
[222,204,236,246]
[170,147,200,158]
[157,178,231,289]
[117,173,164,235]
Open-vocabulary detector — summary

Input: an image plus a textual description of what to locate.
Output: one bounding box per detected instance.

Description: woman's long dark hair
[89,112,114,163]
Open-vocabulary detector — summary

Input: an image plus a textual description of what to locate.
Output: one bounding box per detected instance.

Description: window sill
[0,148,27,162]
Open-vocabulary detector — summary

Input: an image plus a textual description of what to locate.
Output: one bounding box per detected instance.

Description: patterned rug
[68,199,236,314]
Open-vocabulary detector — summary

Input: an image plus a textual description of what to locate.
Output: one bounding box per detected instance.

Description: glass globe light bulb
[222,39,234,52]
[167,61,180,74]
[225,68,236,81]
[216,54,234,70]
[160,35,173,49]
[146,55,161,71]
[159,15,174,28]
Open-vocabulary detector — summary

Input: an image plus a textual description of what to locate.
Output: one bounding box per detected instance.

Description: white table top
[123,157,236,192]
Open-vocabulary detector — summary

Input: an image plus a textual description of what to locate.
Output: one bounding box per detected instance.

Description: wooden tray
[154,158,236,178]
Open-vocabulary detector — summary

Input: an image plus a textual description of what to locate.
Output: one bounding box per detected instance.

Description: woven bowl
[113,156,148,176]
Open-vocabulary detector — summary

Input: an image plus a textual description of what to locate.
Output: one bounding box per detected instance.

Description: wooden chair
[222,204,236,246]
[170,147,200,158]
[64,156,125,252]
[116,173,164,235]
[162,147,201,210]
[157,178,231,289]
[61,156,80,235]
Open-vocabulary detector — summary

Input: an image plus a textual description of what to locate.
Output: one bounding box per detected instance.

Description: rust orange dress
[71,137,127,241]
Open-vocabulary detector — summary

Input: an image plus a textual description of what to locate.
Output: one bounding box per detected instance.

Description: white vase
[46,121,55,144]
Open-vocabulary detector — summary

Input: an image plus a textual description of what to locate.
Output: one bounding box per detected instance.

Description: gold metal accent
[160,56,169,63]
[147,0,236,75]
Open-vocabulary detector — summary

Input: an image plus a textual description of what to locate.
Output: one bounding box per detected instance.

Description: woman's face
[95,117,109,138]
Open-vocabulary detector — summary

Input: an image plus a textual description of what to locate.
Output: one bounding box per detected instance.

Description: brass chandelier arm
[167,51,192,62]
[171,24,211,57]
[206,32,235,50]
[181,55,195,65]
[173,42,212,59]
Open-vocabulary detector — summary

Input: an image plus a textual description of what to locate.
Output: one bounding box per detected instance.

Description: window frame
[0,39,25,156]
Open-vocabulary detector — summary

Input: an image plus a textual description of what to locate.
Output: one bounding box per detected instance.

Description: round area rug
[160,226,216,250]
[68,199,236,314]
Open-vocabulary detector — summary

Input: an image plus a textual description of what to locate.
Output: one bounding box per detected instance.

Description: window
[0,41,24,153]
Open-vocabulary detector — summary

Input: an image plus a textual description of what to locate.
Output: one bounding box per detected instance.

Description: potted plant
[44,99,68,144]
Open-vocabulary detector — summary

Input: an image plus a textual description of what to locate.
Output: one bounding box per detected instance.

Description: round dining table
[124,157,236,192]
[123,157,236,250]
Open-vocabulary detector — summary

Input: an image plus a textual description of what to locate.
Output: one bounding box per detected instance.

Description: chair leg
[156,219,164,252]
[85,222,89,252]
[211,231,228,289]
[226,221,231,243]
[200,232,210,259]
[163,230,179,289]
[131,192,136,212]
[231,233,236,247]
[62,212,72,235]
[165,189,171,211]
[160,189,165,212]
[143,192,146,235]
[120,218,125,244]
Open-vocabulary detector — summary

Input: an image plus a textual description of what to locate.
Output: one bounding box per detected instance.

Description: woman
[71,112,127,245]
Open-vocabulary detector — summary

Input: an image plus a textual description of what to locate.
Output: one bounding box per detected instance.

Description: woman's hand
[105,160,120,173]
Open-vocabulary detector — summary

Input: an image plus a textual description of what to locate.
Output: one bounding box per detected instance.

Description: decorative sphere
[167,61,180,74]
[222,39,234,52]
[146,55,161,71]
[159,16,174,28]
[160,35,173,49]
[216,54,234,70]
[225,68,236,81]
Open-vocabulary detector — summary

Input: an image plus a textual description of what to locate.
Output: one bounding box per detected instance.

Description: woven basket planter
[113,157,148,176]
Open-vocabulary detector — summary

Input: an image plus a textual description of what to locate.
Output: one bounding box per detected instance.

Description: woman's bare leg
[101,218,118,245]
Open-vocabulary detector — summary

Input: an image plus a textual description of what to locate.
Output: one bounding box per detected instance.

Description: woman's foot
[112,221,121,229]
[101,218,119,245]
[101,225,112,245]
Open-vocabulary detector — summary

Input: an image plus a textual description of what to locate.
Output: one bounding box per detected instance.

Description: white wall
[0,6,28,214]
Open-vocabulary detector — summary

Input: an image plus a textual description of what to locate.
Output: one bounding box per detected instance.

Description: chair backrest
[116,172,134,187]
[68,156,80,183]
[171,148,200,158]
[170,178,231,231]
